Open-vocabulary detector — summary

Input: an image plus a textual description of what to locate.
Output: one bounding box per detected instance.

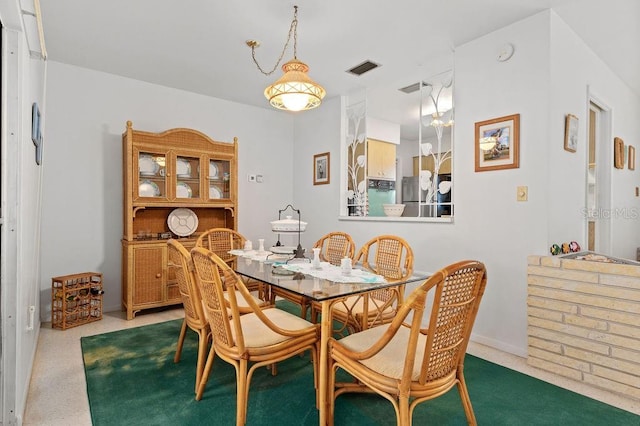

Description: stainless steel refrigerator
[401,175,452,217]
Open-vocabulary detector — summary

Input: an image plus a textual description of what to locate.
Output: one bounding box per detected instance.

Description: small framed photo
[475,114,520,172]
[313,152,330,185]
[614,137,625,169]
[628,145,635,171]
[564,114,578,153]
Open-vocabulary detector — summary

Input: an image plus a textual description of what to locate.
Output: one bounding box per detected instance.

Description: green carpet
[82,302,639,425]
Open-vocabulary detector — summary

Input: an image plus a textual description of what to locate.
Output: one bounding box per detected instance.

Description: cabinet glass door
[137,151,166,198]
[208,159,230,200]
[175,155,200,199]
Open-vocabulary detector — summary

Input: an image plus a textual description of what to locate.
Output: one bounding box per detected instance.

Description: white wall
[293,10,640,357]
[548,11,640,259]
[292,96,344,245]
[0,9,47,423]
[294,12,553,356]
[40,62,295,316]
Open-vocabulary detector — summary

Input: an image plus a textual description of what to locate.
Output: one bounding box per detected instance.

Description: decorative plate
[167,208,199,237]
[176,182,192,198]
[209,185,223,199]
[209,161,219,179]
[138,180,160,197]
[176,158,191,178]
[139,154,159,176]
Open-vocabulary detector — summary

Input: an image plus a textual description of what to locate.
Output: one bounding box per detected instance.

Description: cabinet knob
[156,273,162,279]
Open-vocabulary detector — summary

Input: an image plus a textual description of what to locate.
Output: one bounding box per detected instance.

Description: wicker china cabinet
[121,121,238,319]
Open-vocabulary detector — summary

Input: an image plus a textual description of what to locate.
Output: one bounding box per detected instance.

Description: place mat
[280,262,386,284]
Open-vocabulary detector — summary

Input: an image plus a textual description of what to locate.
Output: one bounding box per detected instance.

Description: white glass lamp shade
[264,59,326,111]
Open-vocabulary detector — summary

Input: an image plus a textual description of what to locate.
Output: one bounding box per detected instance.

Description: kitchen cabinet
[367,139,396,180]
[121,121,238,319]
[413,154,451,176]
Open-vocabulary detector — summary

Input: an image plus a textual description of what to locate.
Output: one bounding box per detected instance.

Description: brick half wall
[527,255,640,400]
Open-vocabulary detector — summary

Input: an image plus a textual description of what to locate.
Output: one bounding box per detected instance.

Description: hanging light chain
[248,5,299,76]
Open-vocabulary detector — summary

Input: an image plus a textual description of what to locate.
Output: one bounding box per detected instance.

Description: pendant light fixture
[246,6,325,112]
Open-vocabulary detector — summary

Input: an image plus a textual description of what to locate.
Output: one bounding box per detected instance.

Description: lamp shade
[264,59,326,111]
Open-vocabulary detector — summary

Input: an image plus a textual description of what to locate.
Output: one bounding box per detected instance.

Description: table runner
[229,249,386,283]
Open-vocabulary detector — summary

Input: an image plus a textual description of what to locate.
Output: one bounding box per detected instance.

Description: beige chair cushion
[333,295,395,316]
[337,325,426,381]
[224,290,262,309]
[236,308,315,348]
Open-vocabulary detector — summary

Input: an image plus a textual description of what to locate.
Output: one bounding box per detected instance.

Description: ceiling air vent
[398,81,428,94]
[346,60,380,76]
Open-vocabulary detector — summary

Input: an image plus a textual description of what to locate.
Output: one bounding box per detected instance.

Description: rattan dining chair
[314,231,356,266]
[190,247,320,425]
[195,228,266,300]
[328,260,487,426]
[167,239,211,394]
[271,231,357,319]
[312,234,413,333]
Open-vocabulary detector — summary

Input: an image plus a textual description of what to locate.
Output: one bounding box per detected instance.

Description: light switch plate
[517,186,528,201]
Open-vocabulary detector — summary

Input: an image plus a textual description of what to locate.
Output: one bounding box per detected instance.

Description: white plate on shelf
[209,161,219,179]
[139,180,160,197]
[209,185,223,199]
[167,208,198,237]
[176,158,191,177]
[139,155,159,176]
[176,182,192,198]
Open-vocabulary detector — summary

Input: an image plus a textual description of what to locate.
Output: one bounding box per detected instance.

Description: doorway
[586,97,612,253]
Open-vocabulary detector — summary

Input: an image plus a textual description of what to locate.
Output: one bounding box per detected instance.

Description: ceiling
[39,0,639,139]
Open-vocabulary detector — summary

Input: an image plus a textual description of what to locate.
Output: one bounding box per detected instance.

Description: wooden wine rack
[51,272,103,330]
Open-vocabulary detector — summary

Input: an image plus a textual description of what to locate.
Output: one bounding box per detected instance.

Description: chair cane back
[314,231,356,266]
[167,239,211,394]
[313,234,413,333]
[195,228,266,300]
[328,260,488,426]
[272,231,356,319]
[190,247,320,425]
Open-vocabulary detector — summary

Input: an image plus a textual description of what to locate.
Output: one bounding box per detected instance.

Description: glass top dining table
[234,257,427,302]
[234,257,428,425]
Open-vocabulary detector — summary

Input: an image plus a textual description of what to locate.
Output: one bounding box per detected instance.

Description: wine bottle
[90,288,105,295]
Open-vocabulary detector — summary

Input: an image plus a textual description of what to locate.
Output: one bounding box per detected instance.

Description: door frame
[586,88,613,254]
[1,26,20,425]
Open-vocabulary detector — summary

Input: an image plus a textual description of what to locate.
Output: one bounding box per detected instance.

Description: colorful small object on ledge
[550,244,561,255]
[569,241,580,252]
[561,243,571,254]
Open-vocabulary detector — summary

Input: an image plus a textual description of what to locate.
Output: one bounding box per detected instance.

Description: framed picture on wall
[313,152,330,185]
[614,137,625,169]
[474,114,520,172]
[564,114,578,153]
